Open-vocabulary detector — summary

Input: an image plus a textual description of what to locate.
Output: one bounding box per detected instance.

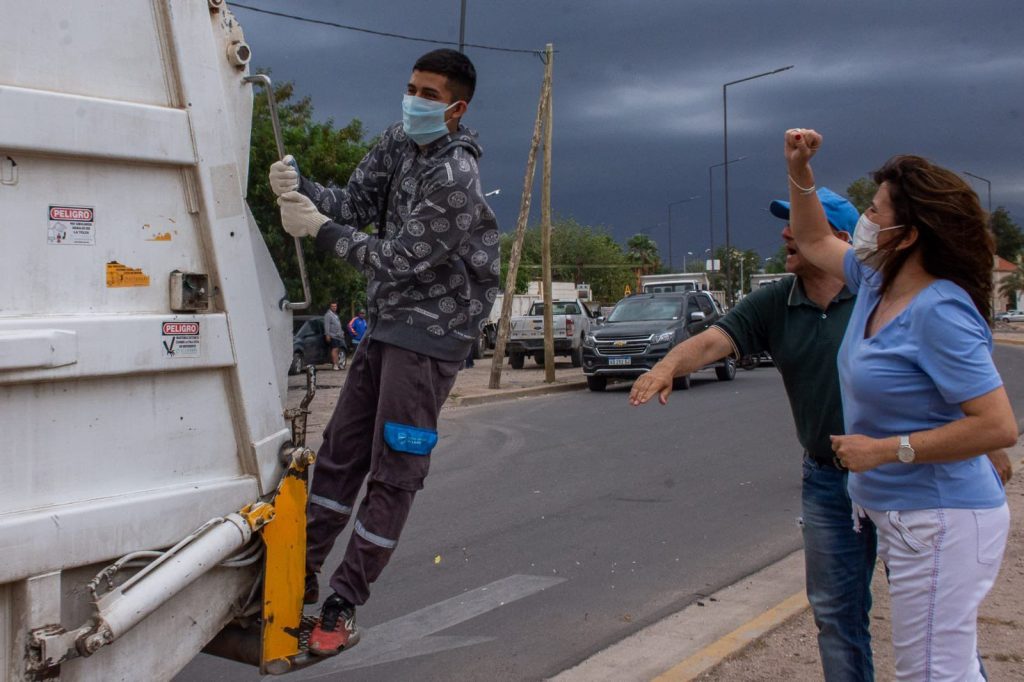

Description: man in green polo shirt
[629,187,876,680]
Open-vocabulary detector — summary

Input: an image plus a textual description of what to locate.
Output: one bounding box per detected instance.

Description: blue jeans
[802,454,878,681]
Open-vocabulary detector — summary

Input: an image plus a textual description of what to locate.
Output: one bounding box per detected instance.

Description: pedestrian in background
[785,127,1018,681]
[347,308,367,345]
[324,301,344,370]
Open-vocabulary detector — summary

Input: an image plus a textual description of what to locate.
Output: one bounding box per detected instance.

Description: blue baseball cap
[769,186,859,235]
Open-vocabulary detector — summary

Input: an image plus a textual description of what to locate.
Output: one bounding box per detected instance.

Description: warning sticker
[106,261,151,288]
[162,321,201,358]
[48,205,95,245]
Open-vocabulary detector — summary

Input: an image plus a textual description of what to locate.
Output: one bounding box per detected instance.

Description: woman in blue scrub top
[781,128,1018,682]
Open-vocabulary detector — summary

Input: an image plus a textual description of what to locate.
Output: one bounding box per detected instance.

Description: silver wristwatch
[897,435,916,463]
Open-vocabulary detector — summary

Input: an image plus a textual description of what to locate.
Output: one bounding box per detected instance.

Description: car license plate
[609,357,631,366]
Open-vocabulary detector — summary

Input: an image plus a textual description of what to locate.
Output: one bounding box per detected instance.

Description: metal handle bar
[244,74,311,311]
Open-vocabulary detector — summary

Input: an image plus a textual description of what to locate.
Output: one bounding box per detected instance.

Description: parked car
[997,310,1024,323]
[581,292,735,391]
[290,315,354,374]
[507,299,598,368]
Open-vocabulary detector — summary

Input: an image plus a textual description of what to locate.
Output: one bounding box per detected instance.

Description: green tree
[499,219,634,303]
[845,177,878,213]
[626,233,661,276]
[247,78,372,315]
[765,244,789,274]
[990,207,1024,262]
[712,246,762,296]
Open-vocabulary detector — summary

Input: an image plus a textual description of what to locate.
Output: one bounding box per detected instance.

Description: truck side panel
[0,2,293,678]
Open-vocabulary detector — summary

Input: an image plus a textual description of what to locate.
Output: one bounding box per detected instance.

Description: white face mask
[402,95,459,145]
[852,213,904,261]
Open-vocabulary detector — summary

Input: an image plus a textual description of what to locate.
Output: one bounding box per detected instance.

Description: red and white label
[50,206,94,221]
[162,322,200,335]
[48,204,95,246]
[162,321,201,358]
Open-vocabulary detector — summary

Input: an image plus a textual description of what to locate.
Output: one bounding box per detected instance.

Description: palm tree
[998,263,1024,310]
[627,233,661,276]
[626,233,661,293]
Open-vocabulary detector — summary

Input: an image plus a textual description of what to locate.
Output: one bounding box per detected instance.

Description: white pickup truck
[507,299,598,368]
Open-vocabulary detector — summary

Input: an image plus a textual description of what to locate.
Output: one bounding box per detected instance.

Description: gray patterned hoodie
[300,122,500,362]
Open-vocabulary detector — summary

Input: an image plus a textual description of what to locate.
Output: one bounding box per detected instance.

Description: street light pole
[458,0,467,52]
[963,171,992,213]
[667,195,699,271]
[708,156,747,269]
[723,65,793,305]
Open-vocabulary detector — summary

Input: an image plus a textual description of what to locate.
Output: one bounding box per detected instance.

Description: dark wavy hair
[871,155,994,323]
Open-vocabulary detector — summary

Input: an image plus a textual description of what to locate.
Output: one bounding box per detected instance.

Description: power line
[230,3,548,56]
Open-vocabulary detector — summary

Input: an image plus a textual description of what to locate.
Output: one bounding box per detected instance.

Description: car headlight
[652,330,675,344]
[583,333,597,347]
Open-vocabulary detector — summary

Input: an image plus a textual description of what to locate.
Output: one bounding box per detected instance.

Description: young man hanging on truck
[269,49,499,656]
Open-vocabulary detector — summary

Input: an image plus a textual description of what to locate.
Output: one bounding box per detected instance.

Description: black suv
[581,292,736,391]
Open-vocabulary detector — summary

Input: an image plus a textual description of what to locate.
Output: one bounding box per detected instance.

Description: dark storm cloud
[234,0,1024,266]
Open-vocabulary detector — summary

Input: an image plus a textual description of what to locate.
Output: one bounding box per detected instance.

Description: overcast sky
[233,0,1024,267]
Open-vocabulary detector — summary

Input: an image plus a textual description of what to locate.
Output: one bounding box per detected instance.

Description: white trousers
[860,504,1009,681]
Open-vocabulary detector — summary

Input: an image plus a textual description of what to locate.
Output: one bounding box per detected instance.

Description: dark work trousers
[305,338,461,606]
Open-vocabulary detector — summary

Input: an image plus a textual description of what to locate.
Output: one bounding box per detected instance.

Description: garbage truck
[1,1,331,678]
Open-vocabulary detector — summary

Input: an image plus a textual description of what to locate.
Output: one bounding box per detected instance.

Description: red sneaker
[308,593,360,656]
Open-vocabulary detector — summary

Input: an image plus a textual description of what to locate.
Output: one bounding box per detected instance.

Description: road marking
[289,574,566,678]
[652,590,809,681]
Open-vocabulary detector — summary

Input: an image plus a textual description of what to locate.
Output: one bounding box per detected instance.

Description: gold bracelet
[788,174,816,195]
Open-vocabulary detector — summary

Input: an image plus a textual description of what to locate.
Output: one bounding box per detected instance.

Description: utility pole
[489,44,552,389]
[540,44,556,383]
[458,0,467,52]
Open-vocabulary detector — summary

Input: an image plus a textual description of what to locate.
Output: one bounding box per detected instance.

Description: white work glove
[278,191,329,238]
[268,155,299,196]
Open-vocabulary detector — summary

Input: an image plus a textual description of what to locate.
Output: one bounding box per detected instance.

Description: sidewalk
[689,446,1024,681]
[446,355,588,406]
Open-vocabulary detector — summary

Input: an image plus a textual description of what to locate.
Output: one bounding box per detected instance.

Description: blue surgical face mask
[852,213,904,261]
[402,95,458,145]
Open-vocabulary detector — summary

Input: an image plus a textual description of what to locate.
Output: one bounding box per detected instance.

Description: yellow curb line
[995,337,1024,347]
[651,590,810,682]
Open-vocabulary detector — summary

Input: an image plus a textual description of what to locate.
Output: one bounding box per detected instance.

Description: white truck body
[638,273,726,311]
[526,280,580,300]
[639,272,710,293]
[0,2,305,678]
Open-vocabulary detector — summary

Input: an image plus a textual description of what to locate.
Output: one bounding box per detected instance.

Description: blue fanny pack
[383,421,438,456]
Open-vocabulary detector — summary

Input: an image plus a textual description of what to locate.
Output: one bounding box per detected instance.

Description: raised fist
[784,128,822,168]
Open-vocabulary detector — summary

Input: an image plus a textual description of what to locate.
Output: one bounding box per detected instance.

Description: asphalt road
[179,346,1024,682]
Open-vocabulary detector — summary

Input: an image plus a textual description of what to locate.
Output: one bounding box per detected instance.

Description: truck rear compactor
[0,1,329,677]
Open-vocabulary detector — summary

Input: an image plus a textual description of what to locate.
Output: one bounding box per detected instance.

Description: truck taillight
[566,318,574,336]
